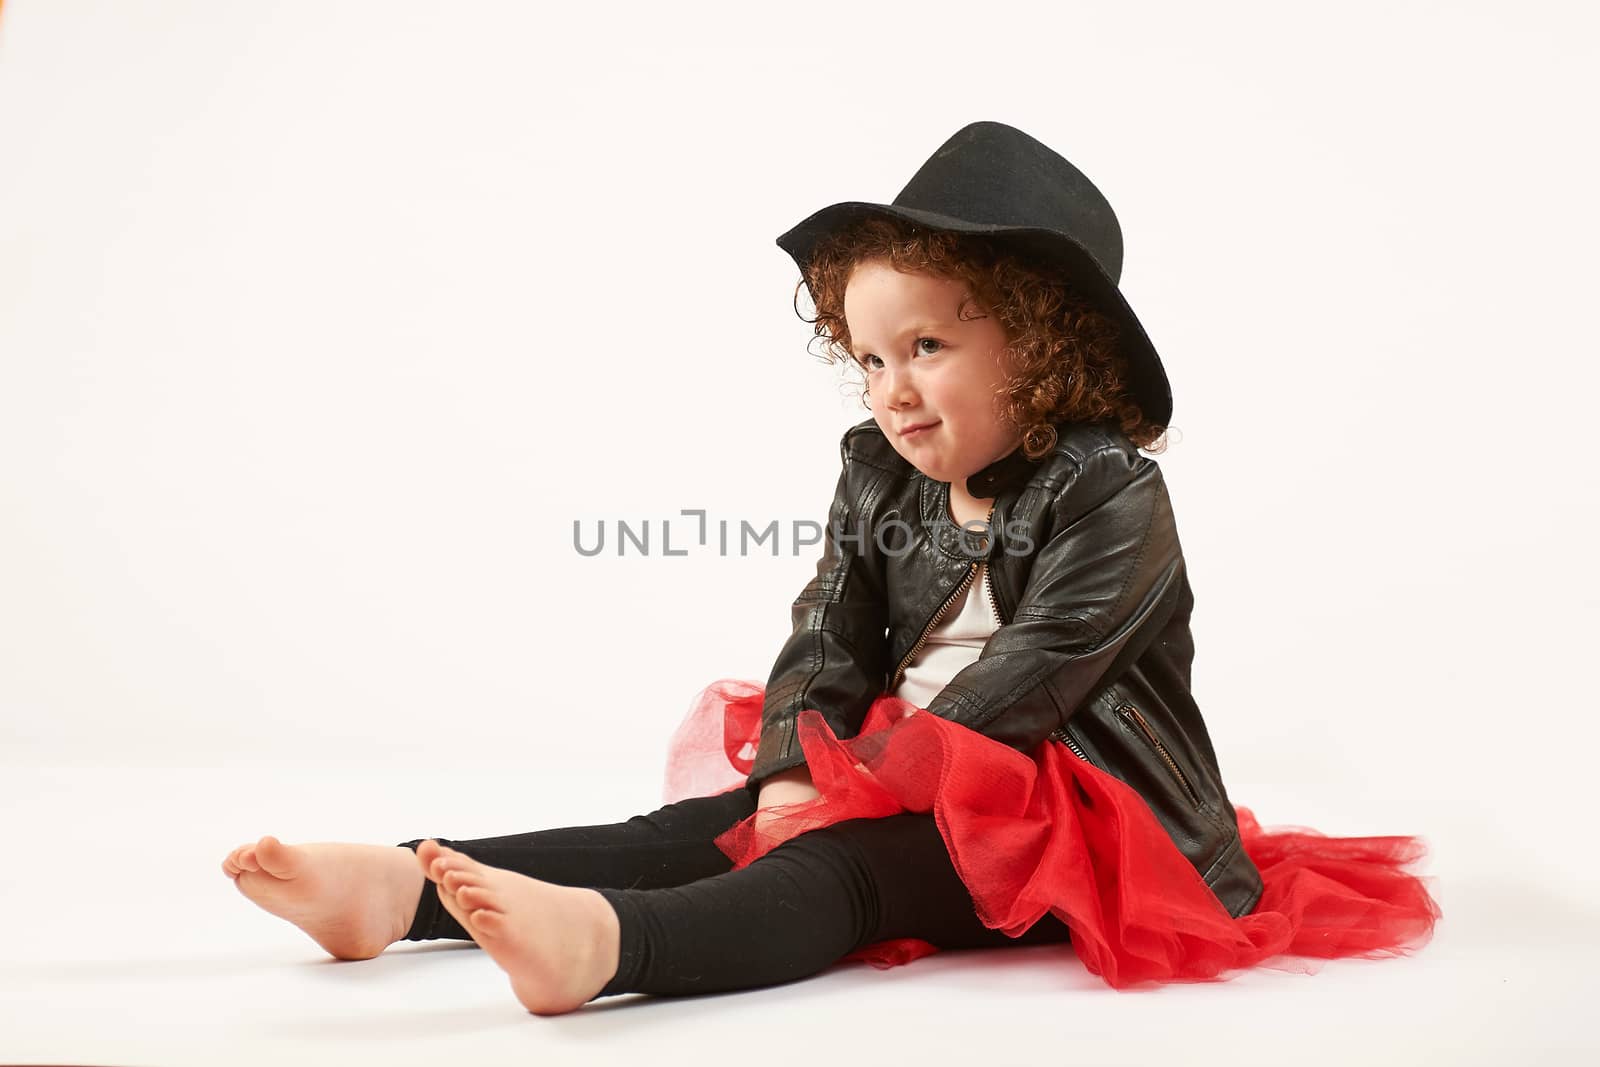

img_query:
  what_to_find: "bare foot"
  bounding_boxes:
[415,839,621,1015]
[221,835,426,960]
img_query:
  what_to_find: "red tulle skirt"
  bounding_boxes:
[662,679,1441,989]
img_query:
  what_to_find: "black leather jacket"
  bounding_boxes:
[748,416,1264,920]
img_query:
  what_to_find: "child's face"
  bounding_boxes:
[844,259,1022,492]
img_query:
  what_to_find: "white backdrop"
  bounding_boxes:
[1,2,1597,1060]
[4,0,1597,843]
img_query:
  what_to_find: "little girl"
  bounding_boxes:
[221,121,1441,1015]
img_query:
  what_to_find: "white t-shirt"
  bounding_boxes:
[891,561,1001,708]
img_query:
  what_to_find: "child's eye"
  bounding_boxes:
[855,340,940,371]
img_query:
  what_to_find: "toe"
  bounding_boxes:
[253,835,297,878]
[455,884,501,915]
[437,846,491,878]
[431,875,474,934]
[415,839,445,876]
[467,908,506,937]
[441,868,483,893]
[427,852,474,882]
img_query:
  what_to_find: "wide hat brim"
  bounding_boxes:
[775,201,1174,429]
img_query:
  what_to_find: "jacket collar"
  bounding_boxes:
[918,440,1045,563]
[964,436,1047,499]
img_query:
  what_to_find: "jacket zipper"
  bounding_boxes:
[983,560,1004,625]
[890,561,977,691]
[1118,702,1203,807]
[908,494,1091,769]
[1049,723,1092,762]
[889,500,997,692]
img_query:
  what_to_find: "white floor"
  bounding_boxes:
[2,762,1592,1067]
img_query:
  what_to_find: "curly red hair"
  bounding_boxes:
[791,214,1169,457]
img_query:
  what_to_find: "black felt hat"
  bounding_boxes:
[776,120,1173,427]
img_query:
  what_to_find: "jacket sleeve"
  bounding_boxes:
[922,445,1185,753]
[747,432,893,792]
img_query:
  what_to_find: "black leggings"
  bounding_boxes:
[396,782,1071,1000]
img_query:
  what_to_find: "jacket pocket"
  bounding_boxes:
[1115,701,1203,810]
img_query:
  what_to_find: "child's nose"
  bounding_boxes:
[882,365,918,406]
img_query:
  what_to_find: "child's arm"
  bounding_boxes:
[924,445,1184,754]
[746,429,892,794]
[756,765,821,810]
